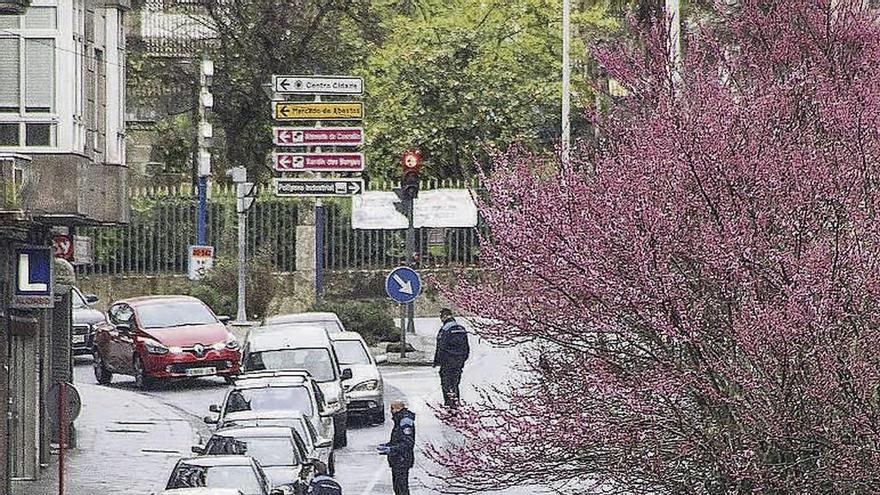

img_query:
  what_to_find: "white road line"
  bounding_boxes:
[359,459,388,495]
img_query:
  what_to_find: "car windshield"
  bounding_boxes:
[333,340,371,365]
[137,301,217,329]
[245,348,337,382]
[224,387,313,416]
[204,436,302,467]
[166,464,261,494]
[71,290,88,309]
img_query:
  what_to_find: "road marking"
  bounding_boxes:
[359,459,387,495]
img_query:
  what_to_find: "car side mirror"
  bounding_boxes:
[203,416,218,425]
[341,368,353,381]
[85,294,99,304]
[191,445,204,454]
[217,315,231,323]
[209,404,221,413]
[115,323,132,334]
[375,354,388,364]
[269,489,285,495]
[315,438,333,449]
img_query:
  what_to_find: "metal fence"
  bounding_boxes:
[75,179,483,276]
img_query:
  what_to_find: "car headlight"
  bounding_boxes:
[212,336,239,351]
[144,340,169,355]
[351,380,380,392]
[276,484,297,495]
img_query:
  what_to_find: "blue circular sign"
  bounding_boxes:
[385,266,422,304]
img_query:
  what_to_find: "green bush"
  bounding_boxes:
[313,300,399,345]
[188,250,278,319]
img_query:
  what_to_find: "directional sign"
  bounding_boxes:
[273,127,364,147]
[273,152,365,172]
[385,266,422,304]
[274,178,364,197]
[273,102,364,121]
[13,246,54,308]
[273,75,364,95]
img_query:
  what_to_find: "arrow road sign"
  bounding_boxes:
[385,266,422,304]
[273,102,364,121]
[274,178,364,197]
[273,152,365,172]
[273,75,364,95]
[273,127,364,147]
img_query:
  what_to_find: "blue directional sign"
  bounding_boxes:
[13,246,54,308]
[385,266,422,304]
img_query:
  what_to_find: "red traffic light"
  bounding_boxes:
[402,150,421,172]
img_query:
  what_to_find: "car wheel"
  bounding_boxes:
[333,415,348,448]
[93,350,113,385]
[328,453,335,476]
[133,355,154,390]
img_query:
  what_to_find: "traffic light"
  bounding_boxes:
[401,150,421,200]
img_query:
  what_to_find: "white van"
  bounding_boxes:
[241,325,351,447]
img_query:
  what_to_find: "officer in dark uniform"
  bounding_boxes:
[433,308,470,408]
[377,399,416,495]
[306,460,342,495]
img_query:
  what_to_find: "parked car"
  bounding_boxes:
[156,489,244,495]
[329,331,387,424]
[71,287,105,356]
[206,370,335,449]
[240,326,351,447]
[165,456,282,495]
[262,313,344,334]
[192,426,312,495]
[92,295,239,389]
[207,410,334,476]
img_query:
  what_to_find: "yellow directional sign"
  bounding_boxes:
[272,102,364,121]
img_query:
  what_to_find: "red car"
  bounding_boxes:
[92,295,241,389]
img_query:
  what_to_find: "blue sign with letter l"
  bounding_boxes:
[13,247,54,308]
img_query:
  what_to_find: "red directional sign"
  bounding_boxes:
[273,127,364,147]
[273,152,365,172]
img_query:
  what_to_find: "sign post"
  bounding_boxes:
[13,247,54,309]
[187,245,215,281]
[385,266,422,358]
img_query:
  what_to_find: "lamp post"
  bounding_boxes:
[562,0,571,166]
[196,59,214,245]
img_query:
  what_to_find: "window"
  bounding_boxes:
[25,123,51,146]
[24,39,54,113]
[0,38,20,113]
[0,123,17,146]
[23,7,56,29]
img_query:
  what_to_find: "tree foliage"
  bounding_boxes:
[435,1,880,493]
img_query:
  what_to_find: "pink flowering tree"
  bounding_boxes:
[431,1,880,493]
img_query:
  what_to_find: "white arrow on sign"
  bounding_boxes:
[392,274,414,295]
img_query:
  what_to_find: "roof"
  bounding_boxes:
[247,325,331,351]
[120,295,202,307]
[329,331,365,342]
[222,410,307,421]
[264,312,339,325]
[213,426,295,438]
[176,455,254,467]
[233,376,309,389]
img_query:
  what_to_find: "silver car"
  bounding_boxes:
[330,331,387,424]
[262,312,344,334]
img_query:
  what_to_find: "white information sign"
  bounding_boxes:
[351,189,479,230]
[187,245,215,281]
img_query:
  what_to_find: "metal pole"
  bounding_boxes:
[666,0,682,88]
[561,0,571,166]
[57,384,65,495]
[399,303,406,359]
[314,93,324,302]
[196,177,206,244]
[236,209,247,323]
[405,196,416,335]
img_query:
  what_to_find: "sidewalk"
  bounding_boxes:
[12,382,199,495]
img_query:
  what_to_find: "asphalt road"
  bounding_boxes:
[71,324,538,494]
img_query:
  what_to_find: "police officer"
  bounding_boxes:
[306,460,342,495]
[433,308,470,408]
[377,399,416,495]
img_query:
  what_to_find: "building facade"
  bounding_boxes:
[0,0,130,490]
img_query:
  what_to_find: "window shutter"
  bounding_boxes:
[25,39,54,113]
[0,38,19,111]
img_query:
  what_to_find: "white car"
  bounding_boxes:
[156,489,244,495]
[262,312,344,334]
[330,331,387,424]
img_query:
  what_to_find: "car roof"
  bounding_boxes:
[118,295,203,307]
[176,455,255,467]
[264,312,339,324]
[222,410,307,421]
[329,331,365,342]
[158,489,244,495]
[213,426,296,438]
[233,376,310,389]
[247,325,331,351]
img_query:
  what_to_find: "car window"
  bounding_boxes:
[224,387,314,416]
[245,348,337,382]
[333,340,371,365]
[109,304,134,325]
[136,301,217,329]
[71,290,88,309]
[167,463,262,494]
[204,436,302,466]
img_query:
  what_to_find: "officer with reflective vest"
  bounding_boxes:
[433,308,470,408]
[377,399,416,495]
[306,460,342,495]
